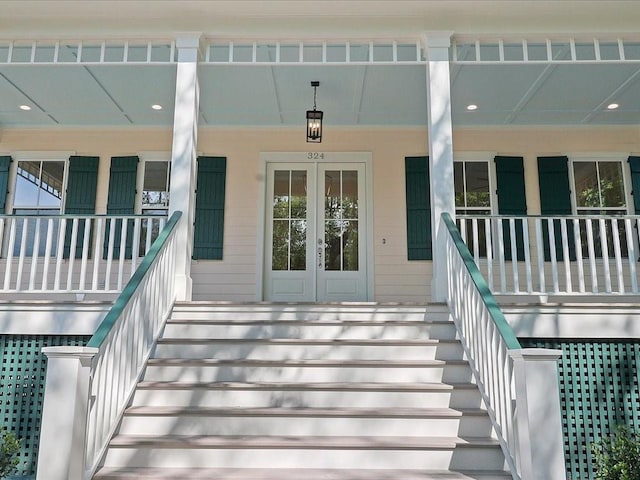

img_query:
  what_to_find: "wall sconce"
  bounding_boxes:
[306,81,323,143]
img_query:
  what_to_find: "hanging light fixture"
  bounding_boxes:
[306,81,323,143]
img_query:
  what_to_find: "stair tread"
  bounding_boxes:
[94,467,512,479]
[124,406,487,417]
[135,380,478,391]
[109,434,501,449]
[157,338,455,345]
[166,319,448,325]
[146,358,467,367]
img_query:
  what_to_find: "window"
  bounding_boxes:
[454,158,493,256]
[137,155,171,255]
[454,160,491,215]
[141,160,170,215]
[11,158,66,256]
[571,157,630,258]
[13,160,65,215]
[573,159,627,215]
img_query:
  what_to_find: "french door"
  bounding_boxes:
[264,161,368,302]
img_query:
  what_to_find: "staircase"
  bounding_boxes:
[93,303,511,479]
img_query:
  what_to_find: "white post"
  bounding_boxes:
[169,33,202,301]
[509,348,567,480]
[36,346,98,480]
[424,33,455,302]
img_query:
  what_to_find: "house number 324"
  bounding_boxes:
[307,152,325,160]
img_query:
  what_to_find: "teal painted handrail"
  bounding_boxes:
[87,211,182,349]
[442,212,521,350]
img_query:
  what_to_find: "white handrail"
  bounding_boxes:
[36,212,182,480]
[456,214,640,295]
[0,214,167,294]
[442,213,566,480]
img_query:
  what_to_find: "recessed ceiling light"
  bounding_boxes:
[151,104,163,110]
[607,103,619,110]
[19,105,31,111]
[466,104,478,111]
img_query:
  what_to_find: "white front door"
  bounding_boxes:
[264,161,368,302]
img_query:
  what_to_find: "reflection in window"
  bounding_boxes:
[272,170,307,271]
[12,160,65,256]
[324,170,358,271]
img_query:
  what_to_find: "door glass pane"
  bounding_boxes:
[290,170,307,218]
[324,170,359,271]
[273,170,290,219]
[324,220,342,271]
[271,170,307,271]
[290,220,307,270]
[343,220,359,271]
[342,170,358,218]
[324,170,340,219]
[272,219,289,270]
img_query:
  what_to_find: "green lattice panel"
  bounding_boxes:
[0,335,89,479]
[520,339,640,480]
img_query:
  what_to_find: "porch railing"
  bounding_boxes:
[457,214,640,296]
[0,214,167,294]
[35,211,182,480]
[442,213,566,480]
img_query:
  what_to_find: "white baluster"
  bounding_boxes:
[547,218,559,293]
[522,218,532,293]
[509,218,519,292]
[3,218,16,290]
[41,218,55,290]
[28,217,41,290]
[599,218,611,293]
[560,218,572,293]
[625,218,638,293]
[573,218,585,293]
[16,217,29,290]
[585,219,598,293]
[534,218,545,293]
[611,218,624,293]
[497,219,506,293]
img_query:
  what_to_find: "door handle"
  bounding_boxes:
[317,239,323,268]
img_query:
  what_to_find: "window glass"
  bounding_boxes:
[11,160,66,256]
[573,160,625,211]
[453,160,490,212]
[142,161,170,208]
[13,161,64,211]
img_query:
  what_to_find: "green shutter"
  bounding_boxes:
[0,156,11,214]
[193,156,226,260]
[495,156,527,260]
[628,156,640,213]
[405,156,432,260]
[105,156,138,259]
[537,156,575,261]
[64,156,99,258]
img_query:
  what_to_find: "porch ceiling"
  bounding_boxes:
[1,60,640,129]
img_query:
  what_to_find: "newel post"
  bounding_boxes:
[36,346,98,480]
[509,348,566,480]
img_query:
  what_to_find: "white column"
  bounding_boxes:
[169,33,202,301]
[509,348,567,480]
[36,346,98,480]
[424,33,455,302]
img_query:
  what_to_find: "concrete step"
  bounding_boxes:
[142,358,473,383]
[94,467,513,479]
[118,406,493,437]
[169,303,447,323]
[153,338,464,360]
[130,381,483,409]
[102,435,506,470]
[162,320,458,340]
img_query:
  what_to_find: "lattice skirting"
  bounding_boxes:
[520,338,640,480]
[0,335,90,479]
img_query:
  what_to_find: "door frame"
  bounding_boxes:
[256,151,374,302]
